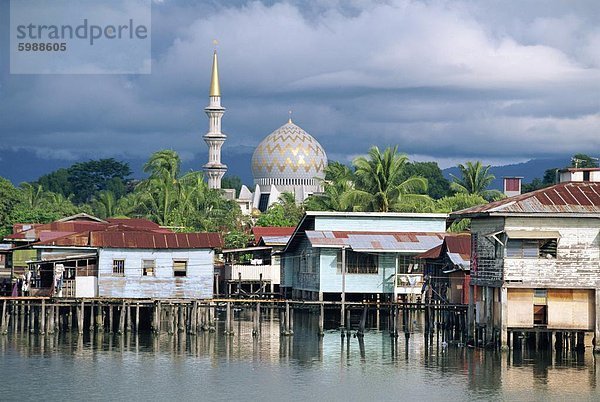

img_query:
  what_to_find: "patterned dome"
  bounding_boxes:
[252,121,327,183]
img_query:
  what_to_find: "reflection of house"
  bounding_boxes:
[280,212,447,301]
[221,226,294,296]
[451,172,600,350]
[419,233,471,305]
[6,214,222,299]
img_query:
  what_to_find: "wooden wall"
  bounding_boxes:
[503,217,600,288]
[97,248,214,299]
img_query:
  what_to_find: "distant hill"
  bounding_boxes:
[0,146,256,187]
[0,147,571,192]
[442,157,571,190]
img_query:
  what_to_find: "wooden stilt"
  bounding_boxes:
[40,299,46,334]
[47,304,54,335]
[178,304,184,333]
[190,301,197,334]
[20,301,25,333]
[68,306,73,331]
[108,305,113,333]
[89,303,94,332]
[318,304,324,336]
[118,302,125,334]
[29,302,35,334]
[135,304,140,333]
[126,303,132,333]
[357,305,367,337]
[1,300,6,334]
[77,302,83,334]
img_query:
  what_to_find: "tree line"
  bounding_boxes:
[0,148,594,247]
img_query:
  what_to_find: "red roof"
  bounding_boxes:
[451,182,600,217]
[252,226,296,243]
[6,218,171,241]
[36,230,223,249]
[418,233,471,260]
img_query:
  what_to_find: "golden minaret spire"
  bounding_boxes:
[209,40,220,97]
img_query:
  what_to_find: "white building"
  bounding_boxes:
[202,50,328,213]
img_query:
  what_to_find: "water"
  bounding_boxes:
[1,311,598,402]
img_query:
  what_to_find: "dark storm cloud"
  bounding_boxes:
[0,0,598,170]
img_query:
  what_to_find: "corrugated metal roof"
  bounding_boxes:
[252,227,296,243]
[447,252,470,270]
[6,218,170,241]
[305,231,445,252]
[451,182,600,218]
[259,235,291,246]
[36,230,223,249]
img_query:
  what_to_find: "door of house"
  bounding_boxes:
[533,289,548,326]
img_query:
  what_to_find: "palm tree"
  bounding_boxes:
[19,183,47,208]
[450,161,503,201]
[343,146,429,212]
[92,190,118,218]
[305,161,356,212]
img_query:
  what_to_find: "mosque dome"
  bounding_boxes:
[251,121,327,187]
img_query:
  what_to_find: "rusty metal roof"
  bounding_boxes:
[305,231,445,252]
[451,182,600,218]
[6,218,171,241]
[418,234,470,265]
[35,230,223,249]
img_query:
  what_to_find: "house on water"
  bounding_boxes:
[450,168,600,350]
[418,233,471,305]
[280,211,447,301]
[6,214,222,299]
[220,226,294,297]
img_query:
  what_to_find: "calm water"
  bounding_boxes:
[1,311,598,402]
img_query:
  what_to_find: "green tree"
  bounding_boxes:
[304,161,355,212]
[19,183,48,208]
[450,161,503,201]
[256,193,304,227]
[223,230,253,249]
[400,161,450,199]
[0,178,24,237]
[36,158,132,204]
[571,153,599,168]
[343,146,429,212]
[221,175,243,195]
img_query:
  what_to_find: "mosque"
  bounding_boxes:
[202,50,328,214]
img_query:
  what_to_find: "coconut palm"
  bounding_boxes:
[19,183,48,208]
[305,161,356,212]
[342,146,430,212]
[92,190,118,219]
[450,161,503,201]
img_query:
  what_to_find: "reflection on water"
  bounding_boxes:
[1,310,599,401]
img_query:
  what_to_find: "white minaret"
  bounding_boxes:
[203,49,227,189]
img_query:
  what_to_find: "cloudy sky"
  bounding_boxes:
[1,0,599,181]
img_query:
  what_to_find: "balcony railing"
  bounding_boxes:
[225,264,280,284]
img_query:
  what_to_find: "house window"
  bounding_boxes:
[337,250,378,274]
[506,239,557,258]
[112,259,125,276]
[142,260,155,276]
[173,260,187,277]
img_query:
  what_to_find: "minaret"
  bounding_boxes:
[203,49,227,189]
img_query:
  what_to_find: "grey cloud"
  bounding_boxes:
[0,0,599,171]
